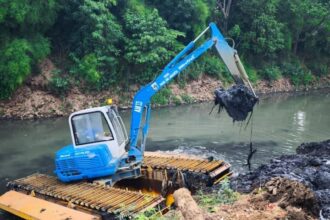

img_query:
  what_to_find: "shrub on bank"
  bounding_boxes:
[151,87,172,105]
[280,62,314,86]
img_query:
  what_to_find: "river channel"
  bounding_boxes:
[0,90,329,198]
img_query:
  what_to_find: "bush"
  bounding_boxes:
[196,178,239,212]
[181,93,194,104]
[71,54,102,88]
[49,69,70,96]
[183,55,234,83]
[302,70,313,85]
[183,62,204,80]
[0,39,31,99]
[261,65,282,81]
[29,35,51,62]
[204,56,232,82]
[280,62,314,86]
[151,87,172,105]
[244,63,258,83]
[171,95,182,105]
[308,63,329,77]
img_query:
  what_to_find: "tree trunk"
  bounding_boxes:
[173,188,204,220]
[217,0,233,33]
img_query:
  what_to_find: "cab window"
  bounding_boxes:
[72,112,113,145]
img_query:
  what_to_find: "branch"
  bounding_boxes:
[217,0,227,18]
[225,0,232,17]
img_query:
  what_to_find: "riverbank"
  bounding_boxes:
[170,140,330,220]
[0,60,329,119]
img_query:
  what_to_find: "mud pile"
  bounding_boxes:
[214,84,258,121]
[231,139,330,219]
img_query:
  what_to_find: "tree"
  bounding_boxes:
[216,0,233,33]
[278,0,330,55]
[0,40,31,99]
[123,8,184,83]
[0,0,57,99]
[146,0,210,43]
[54,0,124,88]
[229,0,285,61]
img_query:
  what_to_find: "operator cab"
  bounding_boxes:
[55,105,133,182]
[69,106,128,158]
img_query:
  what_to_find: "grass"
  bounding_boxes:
[195,178,240,212]
[180,93,194,104]
[134,207,180,220]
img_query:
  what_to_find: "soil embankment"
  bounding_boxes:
[0,59,329,119]
[171,140,330,220]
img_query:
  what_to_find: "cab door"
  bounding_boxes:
[108,108,129,154]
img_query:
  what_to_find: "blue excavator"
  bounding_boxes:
[54,22,257,185]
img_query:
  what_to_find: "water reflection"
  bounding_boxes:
[294,111,306,132]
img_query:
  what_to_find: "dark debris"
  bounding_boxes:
[214,84,258,122]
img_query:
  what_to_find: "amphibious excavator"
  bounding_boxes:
[0,22,256,220]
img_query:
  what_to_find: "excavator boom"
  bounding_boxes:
[129,22,256,153]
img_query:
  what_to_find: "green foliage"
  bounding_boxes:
[124,8,184,83]
[0,0,55,99]
[0,39,31,99]
[182,55,233,83]
[183,62,204,80]
[55,0,123,89]
[29,35,51,62]
[0,0,57,28]
[262,66,282,81]
[0,0,329,99]
[147,0,210,42]
[279,0,329,54]
[172,96,182,106]
[151,87,172,105]
[134,207,177,220]
[196,178,239,212]
[234,0,285,60]
[204,55,233,82]
[71,54,102,87]
[181,94,194,104]
[67,0,122,58]
[244,63,258,83]
[49,69,70,96]
[216,178,240,204]
[280,62,314,86]
[308,63,329,77]
[134,207,157,220]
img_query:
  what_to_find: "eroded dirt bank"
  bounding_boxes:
[170,140,330,220]
[231,140,330,219]
[1,59,329,119]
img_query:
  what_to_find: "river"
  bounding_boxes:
[0,90,329,197]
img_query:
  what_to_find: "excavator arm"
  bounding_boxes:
[129,22,256,154]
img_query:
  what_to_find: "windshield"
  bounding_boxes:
[72,111,113,145]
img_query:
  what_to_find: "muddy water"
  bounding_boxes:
[0,91,329,198]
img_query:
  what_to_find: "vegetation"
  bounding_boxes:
[196,178,239,212]
[0,0,329,99]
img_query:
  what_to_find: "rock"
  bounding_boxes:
[296,140,330,157]
[314,171,330,190]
